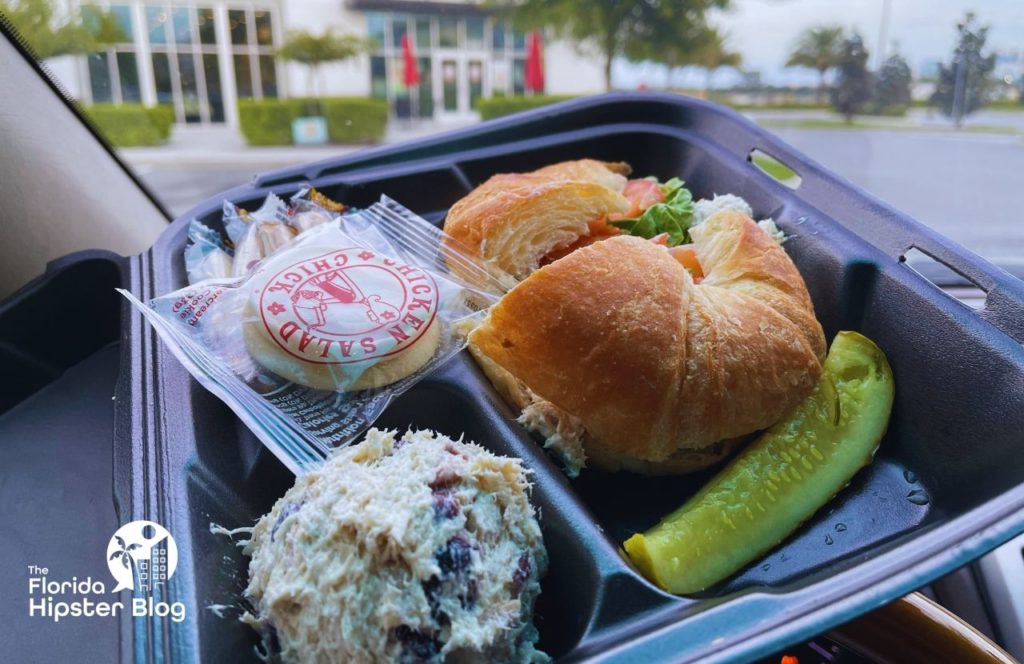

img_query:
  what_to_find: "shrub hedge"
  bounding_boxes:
[477,95,577,120]
[84,103,174,147]
[238,99,295,146]
[238,97,389,146]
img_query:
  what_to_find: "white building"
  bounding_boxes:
[54,0,606,130]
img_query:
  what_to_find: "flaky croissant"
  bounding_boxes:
[468,211,826,474]
[444,160,631,280]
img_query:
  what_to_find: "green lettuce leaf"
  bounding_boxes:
[608,178,695,246]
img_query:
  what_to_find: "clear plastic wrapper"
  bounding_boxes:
[224,194,294,278]
[185,189,349,284]
[122,197,507,474]
[288,187,346,234]
[184,220,234,283]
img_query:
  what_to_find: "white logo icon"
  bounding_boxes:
[106,521,178,593]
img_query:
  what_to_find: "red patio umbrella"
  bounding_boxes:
[401,33,420,87]
[524,30,544,93]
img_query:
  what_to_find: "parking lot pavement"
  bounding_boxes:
[122,122,1024,268]
[765,127,1024,264]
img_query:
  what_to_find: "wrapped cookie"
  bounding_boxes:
[224,194,297,278]
[184,220,234,284]
[287,187,346,234]
[121,197,507,474]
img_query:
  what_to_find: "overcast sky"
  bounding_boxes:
[615,0,1024,88]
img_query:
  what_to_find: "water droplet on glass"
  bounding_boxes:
[825,534,834,545]
[835,523,847,532]
[907,489,930,506]
[903,469,918,484]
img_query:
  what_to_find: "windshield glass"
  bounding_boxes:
[2,0,1022,271]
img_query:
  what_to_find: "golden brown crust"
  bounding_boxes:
[443,161,630,280]
[586,435,750,475]
[530,159,632,191]
[469,211,825,470]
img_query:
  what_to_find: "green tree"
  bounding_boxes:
[0,0,126,58]
[495,0,731,92]
[277,29,371,101]
[785,25,845,104]
[830,33,872,122]
[930,12,995,127]
[873,53,911,115]
[691,28,741,94]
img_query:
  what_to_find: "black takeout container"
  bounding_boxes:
[112,94,1024,662]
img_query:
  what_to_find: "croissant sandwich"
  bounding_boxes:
[445,160,826,476]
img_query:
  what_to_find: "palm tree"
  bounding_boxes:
[786,25,845,104]
[109,535,141,588]
[693,28,742,96]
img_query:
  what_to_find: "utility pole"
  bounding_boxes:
[951,48,967,128]
[875,0,893,69]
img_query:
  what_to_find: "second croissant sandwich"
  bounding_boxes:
[446,160,826,476]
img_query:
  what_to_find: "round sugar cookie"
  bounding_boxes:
[242,245,441,391]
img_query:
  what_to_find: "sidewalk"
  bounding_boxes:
[119,116,481,169]
[745,108,1024,134]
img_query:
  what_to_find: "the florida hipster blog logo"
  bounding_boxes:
[27,520,186,623]
[258,248,439,364]
[106,520,179,593]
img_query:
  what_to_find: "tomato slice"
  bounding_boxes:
[618,179,665,218]
[542,218,621,265]
[668,244,703,281]
[649,233,670,246]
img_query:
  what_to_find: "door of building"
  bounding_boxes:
[432,52,486,119]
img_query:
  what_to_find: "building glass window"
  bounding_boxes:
[152,53,173,104]
[203,54,223,121]
[198,8,216,45]
[98,4,280,123]
[229,9,248,46]
[171,6,194,45]
[368,12,530,118]
[117,52,141,102]
[109,5,133,40]
[466,17,484,49]
[88,52,113,102]
[254,10,273,46]
[417,56,433,117]
[438,17,457,48]
[468,59,483,108]
[491,20,505,51]
[177,53,200,122]
[370,56,387,99]
[223,7,280,110]
[259,55,277,98]
[442,59,457,110]
[147,7,168,45]
[415,18,431,50]
[367,13,386,50]
[234,54,254,99]
[391,17,407,49]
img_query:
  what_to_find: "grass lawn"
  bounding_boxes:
[758,117,1020,135]
[749,150,801,188]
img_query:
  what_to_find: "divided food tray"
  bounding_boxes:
[115,93,1024,663]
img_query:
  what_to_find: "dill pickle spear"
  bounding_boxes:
[624,331,895,595]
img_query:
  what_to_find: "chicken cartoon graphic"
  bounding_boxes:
[292,268,400,331]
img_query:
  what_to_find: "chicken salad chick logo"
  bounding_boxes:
[27,520,186,623]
